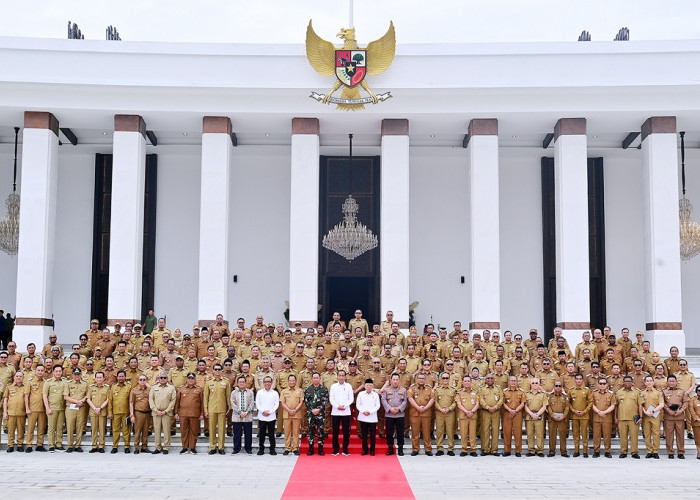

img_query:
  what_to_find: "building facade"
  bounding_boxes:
[1,36,700,353]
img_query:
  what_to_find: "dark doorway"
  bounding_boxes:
[319,155,380,326]
[541,157,606,343]
[91,153,158,326]
[326,277,375,325]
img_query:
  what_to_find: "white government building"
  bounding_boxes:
[1,31,700,356]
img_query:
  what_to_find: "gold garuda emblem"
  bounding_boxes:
[306,20,395,111]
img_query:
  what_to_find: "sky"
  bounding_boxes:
[0,0,699,45]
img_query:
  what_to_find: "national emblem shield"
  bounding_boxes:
[335,50,366,87]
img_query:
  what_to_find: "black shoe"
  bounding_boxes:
[89,448,98,453]
[111,448,118,454]
[411,451,419,456]
[332,451,340,456]
[66,447,73,453]
[276,432,282,438]
[470,452,478,457]
[668,454,674,459]
[362,451,368,456]
[36,446,46,452]
[48,447,55,452]
[152,449,161,454]
[307,449,314,456]
[270,449,277,456]
[124,448,131,454]
[573,452,580,457]
[219,449,227,455]
[134,449,140,455]
[592,452,600,458]
[436,450,444,456]
[369,451,375,456]
[447,451,455,456]
[226,431,233,437]
[142,448,151,453]
[526,452,535,457]
[688,433,694,439]
[318,447,325,456]
[678,454,685,460]
[619,453,627,458]
[425,451,433,456]
[17,446,24,452]
[561,453,569,458]
[604,452,612,458]
[653,453,660,459]
[645,453,652,458]
[398,450,403,456]
[162,450,169,455]
[293,450,299,456]
[218,449,225,455]
[460,452,468,457]
[547,453,555,457]
[537,453,544,457]
[611,433,616,438]
[25,447,32,453]
[515,453,522,457]
[180,449,188,454]
[190,449,197,454]
[386,450,394,456]
[632,454,640,459]
[502,452,511,457]
[480,451,488,456]
[6,447,14,453]
[56,446,65,451]
[74,447,83,453]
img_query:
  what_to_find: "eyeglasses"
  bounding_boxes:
[159,376,168,379]
[441,377,450,380]
[554,385,562,387]
[213,368,222,371]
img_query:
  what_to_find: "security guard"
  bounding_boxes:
[87,371,110,452]
[478,373,504,456]
[433,372,457,456]
[63,368,89,452]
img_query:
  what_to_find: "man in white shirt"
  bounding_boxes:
[356,378,380,455]
[255,376,279,455]
[329,370,354,456]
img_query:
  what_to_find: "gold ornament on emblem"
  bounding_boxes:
[306,20,395,111]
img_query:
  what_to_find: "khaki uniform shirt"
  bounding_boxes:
[503,388,526,413]
[592,390,615,423]
[168,367,188,389]
[547,392,570,419]
[88,384,110,416]
[662,387,688,420]
[149,383,177,415]
[63,379,89,406]
[615,387,640,421]
[525,390,548,420]
[456,388,480,418]
[478,385,504,411]
[25,377,46,412]
[280,387,304,419]
[42,378,66,410]
[569,387,593,418]
[130,385,151,413]
[175,385,204,417]
[4,382,26,416]
[108,382,132,415]
[204,378,231,413]
[433,386,457,412]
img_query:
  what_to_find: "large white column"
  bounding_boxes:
[13,112,59,349]
[641,116,685,355]
[467,119,500,334]
[289,118,320,327]
[553,118,590,347]
[107,115,147,326]
[198,116,233,326]
[380,119,410,328]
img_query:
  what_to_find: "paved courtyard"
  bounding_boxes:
[1,451,698,499]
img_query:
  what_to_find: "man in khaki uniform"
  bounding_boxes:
[280,374,304,455]
[204,363,231,454]
[149,372,177,453]
[3,371,27,451]
[456,375,480,456]
[615,375,641,458]
[407,373,434,455]
[87,371,110,452]
[24,364,47,452]
[547,381,570,456]
[592,378,616,457]
[502,375,526,457]
[129,375,152,453]
[569,373,593,456]
[108,370,132,453]
[275,359,297,435]
[174,373,204,454]
[42,364,66,451]
[433,372,457,455]
[63,368,89,452]
[525,378,548,456]
[640,374,664,458]
[662,374,688,458]
[478,373,504,455]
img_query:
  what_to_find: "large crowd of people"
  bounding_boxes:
[2,308,699,460]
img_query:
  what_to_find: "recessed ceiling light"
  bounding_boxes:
[103,131,108,136]
[512,135,517,139]
[430,134,436,138]
[182,132,188,136]
[592,135,598,139]
[265,133,270,137]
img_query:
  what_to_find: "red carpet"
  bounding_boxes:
[282,418,415,500]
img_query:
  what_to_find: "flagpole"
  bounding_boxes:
[349,0,354,28]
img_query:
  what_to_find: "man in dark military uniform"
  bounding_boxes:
[304,372,329,456]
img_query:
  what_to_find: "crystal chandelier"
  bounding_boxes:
[322,134,378,261]
[679,131,700,261]
[0,127,20,256]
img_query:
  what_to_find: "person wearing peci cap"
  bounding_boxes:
[175,373,204,454]
[356,378,380,455]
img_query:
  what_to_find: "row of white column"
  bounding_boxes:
[11,113,685,355]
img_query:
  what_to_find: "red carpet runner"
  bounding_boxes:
[281,418,415,500]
